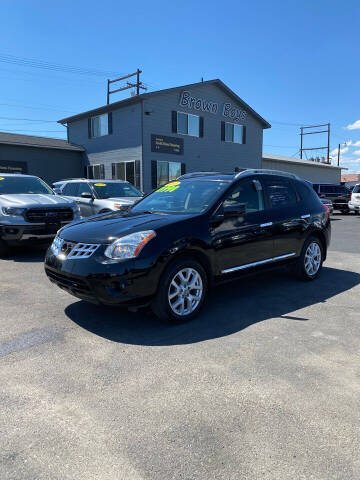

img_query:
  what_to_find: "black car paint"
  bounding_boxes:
[45,174,331,307]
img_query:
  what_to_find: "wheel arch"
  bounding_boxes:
[308,229,327,260]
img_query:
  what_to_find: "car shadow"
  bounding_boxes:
[65,266,360,346]
[0,244,48,263]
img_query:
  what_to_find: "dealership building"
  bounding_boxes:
[0,79,343,189]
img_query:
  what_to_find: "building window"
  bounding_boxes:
[91,114,108,137]
[222,121,246,144]
[87,164,105,179]
[112,161,141,189]
[151,161,184,189]
[88,112,112,138]
[172,111,203,137]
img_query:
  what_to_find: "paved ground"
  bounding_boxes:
[0,214,359,480]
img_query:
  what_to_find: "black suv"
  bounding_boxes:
[45,170,331,323]
[312,183,351,214]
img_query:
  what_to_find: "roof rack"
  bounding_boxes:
[178,172,226,179]
[236,169,300,180]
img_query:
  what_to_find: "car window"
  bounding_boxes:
[320,185,334,194]
[61,183,78,196]
[77,183,93,196]
[333,185,348,194]
[353,185,360,193]
[223,179,264,213]
[295,181,320,203]
[264,178,297,208]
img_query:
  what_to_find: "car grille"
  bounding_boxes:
[45,268,91,295]
[52,236,100,259]
[25,208,73,223]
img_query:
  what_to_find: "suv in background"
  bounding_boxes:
[57,179,143,217]
[45,170,331,323]
[349,183,360,214]
[0,173,80,255]
[312,183,351,214]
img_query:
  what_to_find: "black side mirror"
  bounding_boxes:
[81,192,93,199]
[223,203,246,217]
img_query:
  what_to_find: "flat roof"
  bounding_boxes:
[58,79,271,129]
[0,131,84,152]
[263,153,344,170]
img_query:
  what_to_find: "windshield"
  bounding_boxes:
[0,176,53,195]
[91,182,142,199]
[353,185,360,193]
[131,179,231,214]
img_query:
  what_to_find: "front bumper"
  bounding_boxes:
[44,247,162,306]
[349,201,360,212]
[0,222,71,243]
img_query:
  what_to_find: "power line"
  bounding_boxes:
[0,53,124,78]
[0,128,65,134]
[0,116,58,123]
[0,102,76,113]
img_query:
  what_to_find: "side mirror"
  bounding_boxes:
[53,188,61,195]
[81,192,93,199]
[223,203,246,217]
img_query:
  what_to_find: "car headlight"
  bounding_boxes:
[104,230,156,260]
[1,207,26,217]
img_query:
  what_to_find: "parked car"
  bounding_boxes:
[45,169,331,323]
[57,179,143,217]
[320,198,334,215]
[0,173,80,255]
[348,183,360,214]
[312,183,351,214]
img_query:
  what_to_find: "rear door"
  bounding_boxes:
[212,177,274,273]
[262,176,305,259]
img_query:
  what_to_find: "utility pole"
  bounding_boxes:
[337,143,340,166]
[299,123,331,163]
[106,69,147,104]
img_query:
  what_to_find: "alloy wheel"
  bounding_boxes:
[168,267,203,316]
[304,242,322,276]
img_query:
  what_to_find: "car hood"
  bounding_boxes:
[105,196,142,204]
[0,193,75,208]
[59,211,195,244]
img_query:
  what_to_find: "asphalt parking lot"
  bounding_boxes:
[0,214,359,480]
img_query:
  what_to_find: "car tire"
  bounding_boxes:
[294,236,324,281]
[151,258,208,323]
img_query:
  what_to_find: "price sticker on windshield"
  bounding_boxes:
[0,177,4,180]
[158,181,180,193]
[94,183,106,187]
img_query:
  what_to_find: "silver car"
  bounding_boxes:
[0,173,80,255]
[57,179,143,217]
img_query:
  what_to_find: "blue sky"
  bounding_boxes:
[0,0,359,172]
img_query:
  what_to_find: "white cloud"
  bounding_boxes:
[353,150,360,155]
[330,146,348,156]
[350,140,360,147]
[345,120,360,130]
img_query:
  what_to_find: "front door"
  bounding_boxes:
[76,182,96,216]
[211,178,274,274]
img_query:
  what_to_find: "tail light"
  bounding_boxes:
[322,203,330,217]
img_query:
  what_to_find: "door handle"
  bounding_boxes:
[301,214,310,219]
[260,222,273,227]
